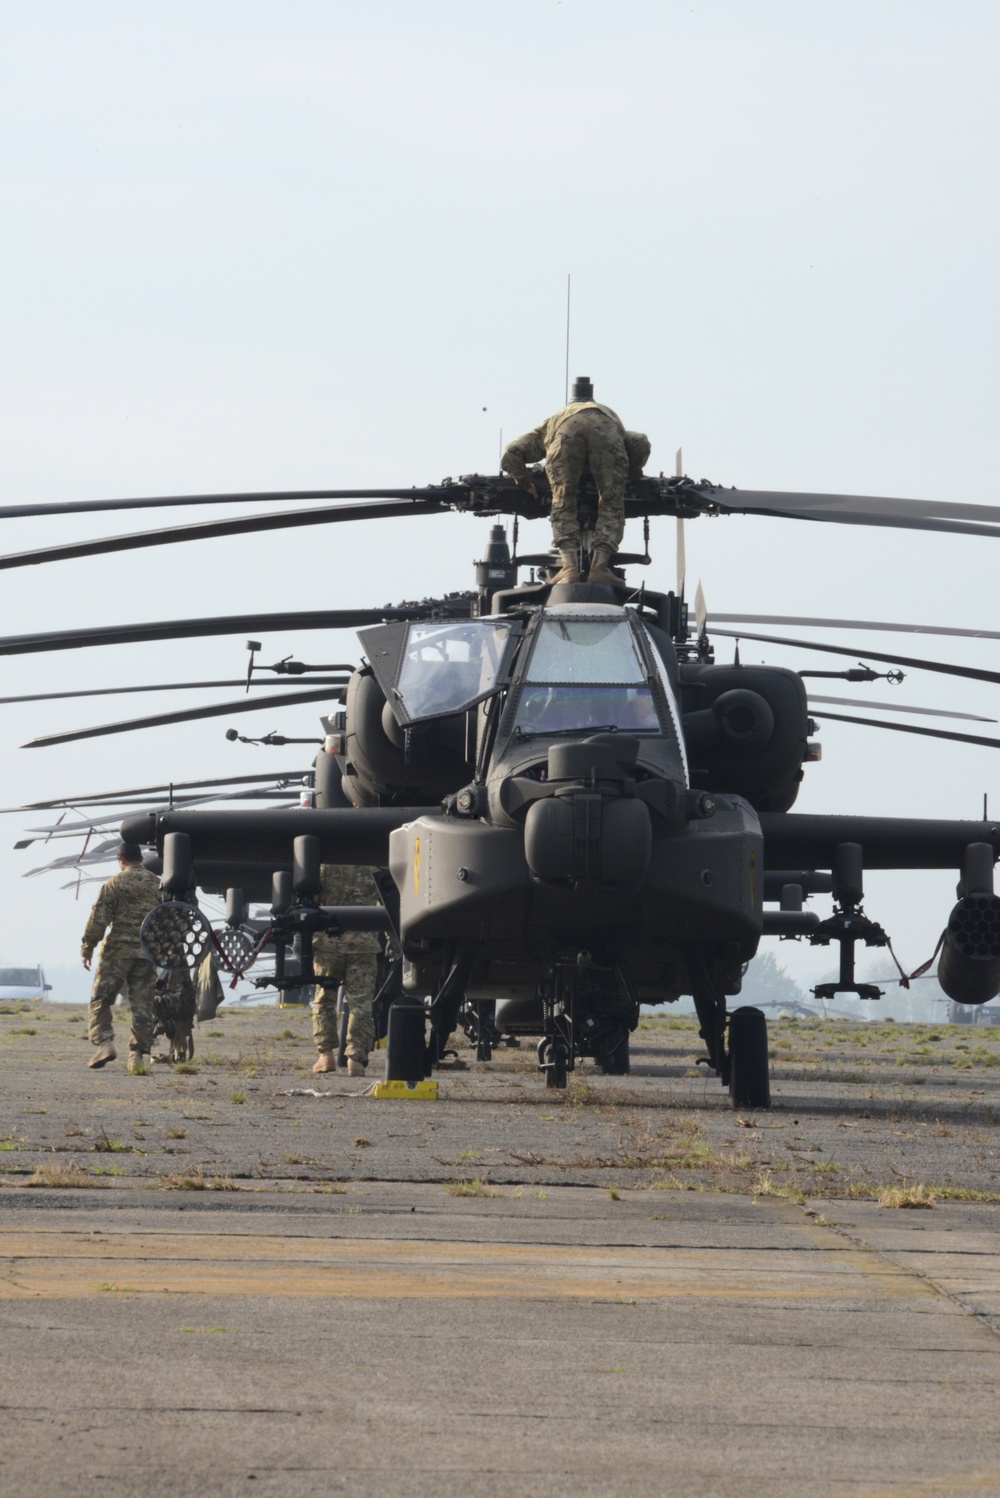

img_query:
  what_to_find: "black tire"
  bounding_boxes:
[728,1006,771,1109]
[597,1030,630,1076]
[545,1047,568,1089]
[385,998,427,1083]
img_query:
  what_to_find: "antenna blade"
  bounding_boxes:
[676,519,686,599]
[695,581,707,638]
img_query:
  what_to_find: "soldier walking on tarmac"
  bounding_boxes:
[500,376,650,588]
[312,863,379,1078]
[81,842,160,1074]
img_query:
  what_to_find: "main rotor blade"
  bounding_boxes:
[0,677,348,707]
[706,488,1000,538]
[0,497,450,572]
[807,695,996,723]
[711,612,1000,642]
[709,628,1000,687]
[22,786,303,834]
[0,486,456,520]
[3,770,308,813]
[0,605,446,657]
[24,687,344,749]
[811,710,1000,751]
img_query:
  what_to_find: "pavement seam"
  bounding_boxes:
[798,1201,1000,1342]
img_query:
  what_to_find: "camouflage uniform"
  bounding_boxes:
[501,401,650,551]
[312,864,379,1062]
[81,864,160,1056]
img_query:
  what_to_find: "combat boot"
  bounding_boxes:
[549,544,581,586]
[346,1055,368,1078]
[88,1042,116,1069]
[312,1051,337,1074]
[587,544,626,589]
[127,1051,149,1075]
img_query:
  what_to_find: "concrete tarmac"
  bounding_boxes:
[2,1006,1000,1494]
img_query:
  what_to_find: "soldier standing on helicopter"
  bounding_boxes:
[312,863,379,1077]
[500,376,650,588]
[81,841,160,1073]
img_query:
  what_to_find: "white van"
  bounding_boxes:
[0,966,51,1001]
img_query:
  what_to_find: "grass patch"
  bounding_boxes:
[445,1177,504,1198]
[91,1164,126,1177]
[229,1090,246,1104]
[23,1164,104,1188]
[878,1183,936,1209]
[173,1063,198,1075]
[93,1130,131,1153]
[158,1169,238,1191]
[751,1168,806,1204]
[165,1127,188,1140]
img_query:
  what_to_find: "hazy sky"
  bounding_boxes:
[1,0,999,998]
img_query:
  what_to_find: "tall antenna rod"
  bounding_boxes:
[564,273,571,403]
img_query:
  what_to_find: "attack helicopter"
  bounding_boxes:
[7,398,1000,1108]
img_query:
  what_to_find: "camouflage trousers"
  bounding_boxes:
[311,940,377,1061]
[546,412,649,551]
[88,947,157,1054]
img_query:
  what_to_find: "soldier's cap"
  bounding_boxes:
[117,841,144,863]
[571,375,594,402]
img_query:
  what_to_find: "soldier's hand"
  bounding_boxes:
[524,480,539,500]
[82,954,91,971]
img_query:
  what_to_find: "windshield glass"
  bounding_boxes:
[515,686,659,735]
[0,968,40,987]
[526,618,646,684]
[396,620,512,721]
[515,615,659,735]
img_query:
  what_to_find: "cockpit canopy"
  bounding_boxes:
[358,607,687,781]
[358,618,517,726]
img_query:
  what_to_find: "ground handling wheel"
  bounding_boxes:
[728,1006,771,1110]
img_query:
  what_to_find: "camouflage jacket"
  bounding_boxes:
[81,864,161,961]
[501,400,634,483]
[316,864,380,953]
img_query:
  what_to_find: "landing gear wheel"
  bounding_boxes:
[538,1039,569,1089]
[546,1053,568,1089]
[597,1030,630,1076]
[385,998,427,1084]
[728,1006,771,1110]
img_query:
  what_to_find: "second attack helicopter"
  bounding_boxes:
[8,392,1000,1107]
